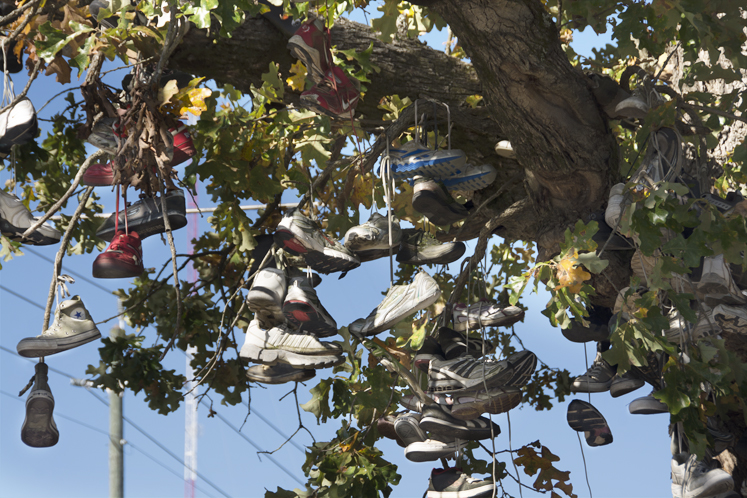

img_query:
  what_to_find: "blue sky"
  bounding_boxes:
[0,8,676,498]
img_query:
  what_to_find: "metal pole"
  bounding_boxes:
[109,386,124,498]
[184,184,199,498]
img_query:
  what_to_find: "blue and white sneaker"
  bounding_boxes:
[442,163,497,194]
[387,141,466,180]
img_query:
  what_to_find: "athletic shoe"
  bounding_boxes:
[377,413,407,447]
[0,97,37,151]
[414,337,445,372]
[426,468,495,498]
[16,296,101,357]
[283,276,338,337]
[502,350,538,388]
[92,230,144,278]
[571,351,616,393]
[389,141,466,181]
[614,88,650,119]
[566,399,613,447]
[411,176,471,226]
[450,386,522,420]
[671,452,734,498]
[419,404,501,440]
[712,304,747,336]
[349,271,441,337]
[562,306,612,343]
[702,191,745,215]
[494,140,515,159]
[170,124,196,166]
[405,437,467,463]
[604,182,626,229]
[96,189,187,242]
[427,355,514,394]
[629,390,668,414]
[697,254,747,306]
[247,267,287,315]
[245,363,315,385]
[664,308,688,343]
[87,117,118,153]
[452,301,524,332]
[82,162,116,187]
[437,327,493,361]
[609,370,644,398]
[441,163,497,194]
[300,66,360,120]
[343,212,401,262]
[586,210,633,251]
[630,127,683,188]
[21,362,59,448]
[630,350,664,391]
[0,190,61,245]
[396,229,465,266]
[274,209,360,274]
[393,412,426,446]
[0,37,23,74]
[287,17,332,83]
[239,319,343,369]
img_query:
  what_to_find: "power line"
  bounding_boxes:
[23,247,114,294]
[241,400,306,455]
[0,284,45,310]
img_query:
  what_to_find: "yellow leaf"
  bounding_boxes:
[555,257,591,293]
[286,60,307,92]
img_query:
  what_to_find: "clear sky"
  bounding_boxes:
[0,8,675,498]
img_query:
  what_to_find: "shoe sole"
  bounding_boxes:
[405,440,466,462]
[0,218,60,246]
[245,367,315,384]
[442,169,496,193]
[451,390,522,420]
[609,377,644,398]
[391,156,466,181]
[16,328,102,358]
[21,392,58,448]
[426,482,495,498]
[92,258,144,278]
[274,229,360,274]
[571,378,614,393]
[288,38,325,83]
[567,399,609,432]
[672,476,734,498]
[419,415,498,440]
[698,277,747,306]
[397,242,466,266]
[411,190,469,226]
[713,306,747,335]
[239,343,344,369]
[628,397,668,415]
[283,300,338,337]
[394,418,426,446]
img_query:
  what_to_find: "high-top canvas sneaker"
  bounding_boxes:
[21,362,59,448]
[240,319,343,369]
[0,190,61,245]
[287,17,332,83]
[92,231,145,279]
[343,212,402,262]
[96,189,187,242]
[671,452,734,498]
[697,254,747,306]
[246,267,287,315]
[17,296,101,357]
[283,276,337,337]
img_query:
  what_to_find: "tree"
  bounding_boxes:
[2,0,747,495]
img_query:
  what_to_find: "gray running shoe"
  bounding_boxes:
[343,212,401,262]
[426,468,495,498]
[630,127,683,188]
[245,363,315,385]
[698,255,747,306]
[21,362,59,448]
[349,271,441,337]
[396,229,465,266]
[567,399,613,447]
[671,452,734,498]
[629,390,668,415]
[427,355,513,394]
[393,412,426,446]
[419,404,501,440]
[437,327,493,360]
[240,319,343,369]
[96,189,187,242]
[452,301,524,332]
[0,190,61,245]
[411,177,470,226]
[450,386,522,421]
[274,209,360,274]
[609,370,644,398]
[572,351,616,393]
[405,437,467,463]
[614,88,650,119]
[283,276,337,337]
[17,296,101,357]
[246,267,287,315]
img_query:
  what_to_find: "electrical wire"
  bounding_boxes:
[241,400,306,455]
[23,247,114,294]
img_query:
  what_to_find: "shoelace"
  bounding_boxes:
[44,274,75,336]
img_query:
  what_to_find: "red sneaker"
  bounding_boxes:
[300,67,360,120]
[92,231,144,278]
[288,18,332,83]
[170,123,196,166]
[81,162,115,187]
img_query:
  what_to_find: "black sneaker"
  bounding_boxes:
[0,38,23,74]
[562,305,612,343]
[245,363,315,385]
[21,363,59,448]
[412,176,471,226]
[96,189,187,242]
[414,337,445,373]
[396,229,465,266]
[450,386,522,421]
[428,355,514,394]
[426,468,495,498]
[586,210,634,251]
[437,327,493,360]
[567,399,613,447]
[419,404,500,440]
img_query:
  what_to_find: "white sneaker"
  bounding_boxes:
[0,97,37,149]
[343,212,401,262]
[494,140,516,159]
[349,271,441,337]
[0,190,61,245]
[283,276,337,337]
[698,254,747,306]
[671,452,734,498]
[405,437,467,462]
[246,267,286,314]
[16,296,101,357]
[452,301,524,332]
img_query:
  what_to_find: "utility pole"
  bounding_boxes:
[184,183,199,498]
[110,301,127,498]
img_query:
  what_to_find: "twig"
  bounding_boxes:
[0,0,40,29]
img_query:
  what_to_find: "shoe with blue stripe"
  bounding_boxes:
[387,141,466,180]
[442,163,497,194]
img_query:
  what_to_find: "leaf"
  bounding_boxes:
[287,60,307,92]
[158,79,179,107]
[44,55,71,84]
[575,252,609,274]
[555,256,591,294]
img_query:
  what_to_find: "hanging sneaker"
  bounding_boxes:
[571,351,616,393]
[671,452,734,498]
[441,163,497,195]
[0,37,23,74]
[96,189,187,242]
[494,140,516,159]
[247,267,287,315]
[452,301,524,332]
[419,404,501,441]
[697,254,747,306]
[300,66,360,120]
[609,370,644,398]
[287,17,332,83]
[87,117,118,153]
[396,229,465,266]
[239,319,343,369]
[437,327,493,360]
[377,413,407,447]
[427,355,513,394]
[450,386,522,421]
[21,362,59,448]
[274,208,360,274]
[16,296,101,357]
[245,363,315,385]
[414,337,445,372]
[631,127,683,188]
[282,275,338,337]
[170,123,196,166]
[405,436,468,463]
[92,230,144,278]
[604,182,627,230]
[712,304,747,337]
[566,399,613,447]
[348,271,441,337]
[393,412,426,446]
[411,176,471,226]
[561,306,612,343]
[0,97,38,153]
[0,190,61,245]
[426,468,495,498]
[82,162,116,187]
[614,87,650,119]
[343,212,401,262]
[629,390,669,414]
[389,141,466,181]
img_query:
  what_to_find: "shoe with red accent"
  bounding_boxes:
[287,17,332,83]
[274,208,359,274]
[82,162,115,187]
[170,123,196,166]
[92,231,144,278]
[283,274,337,337]
[300,66,360,120]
